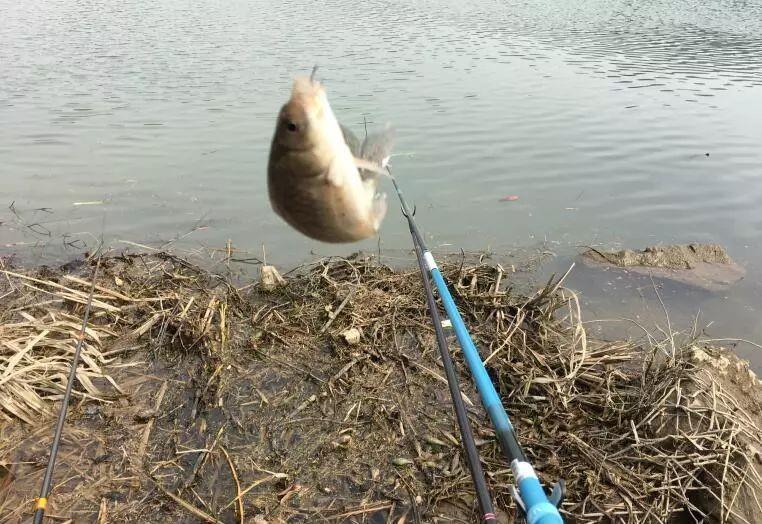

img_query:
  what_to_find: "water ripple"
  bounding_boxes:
[0,0,761,280]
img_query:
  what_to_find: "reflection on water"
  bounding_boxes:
[1,0,761,365]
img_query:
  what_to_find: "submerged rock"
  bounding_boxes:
[580,243,745,291]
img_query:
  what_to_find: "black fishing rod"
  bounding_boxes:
[390,170,565,524]
[409,229,497,522]
[33,254,102,524]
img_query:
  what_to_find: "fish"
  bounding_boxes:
[267,71,394,243]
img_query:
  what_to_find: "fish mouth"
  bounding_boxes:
[289,75,326,117]
[292,75,323,95]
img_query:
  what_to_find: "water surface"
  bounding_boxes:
[1,0,761,366]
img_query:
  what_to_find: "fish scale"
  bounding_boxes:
[271,173,351,240]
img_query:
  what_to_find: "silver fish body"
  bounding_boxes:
[267,76,393,243]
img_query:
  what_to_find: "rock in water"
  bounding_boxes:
[580,243,745,292]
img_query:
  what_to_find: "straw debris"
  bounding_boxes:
[0,252,759,523]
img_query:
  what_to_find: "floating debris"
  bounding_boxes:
[72,201,105,206]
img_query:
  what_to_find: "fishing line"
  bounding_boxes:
[389,168,565,524]
[33,251,103,524]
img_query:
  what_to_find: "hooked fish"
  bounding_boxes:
[267,71,394,243]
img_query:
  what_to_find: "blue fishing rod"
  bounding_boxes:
[389,171,565,524]
[411,230,498,523]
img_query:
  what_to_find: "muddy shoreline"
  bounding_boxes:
[0,251,760,523]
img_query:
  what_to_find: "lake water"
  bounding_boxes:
[2,0,761,367]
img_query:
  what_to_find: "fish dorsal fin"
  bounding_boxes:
[340,124,362,157]
[361,125,394,165]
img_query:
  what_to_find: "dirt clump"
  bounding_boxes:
[581,243,746,291]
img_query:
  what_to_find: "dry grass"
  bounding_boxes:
[0,251,759,523]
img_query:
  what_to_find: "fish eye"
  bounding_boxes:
[286,121,298,132]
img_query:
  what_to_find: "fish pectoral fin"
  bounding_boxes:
[353,157,388,177]
[324,158,346,187]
